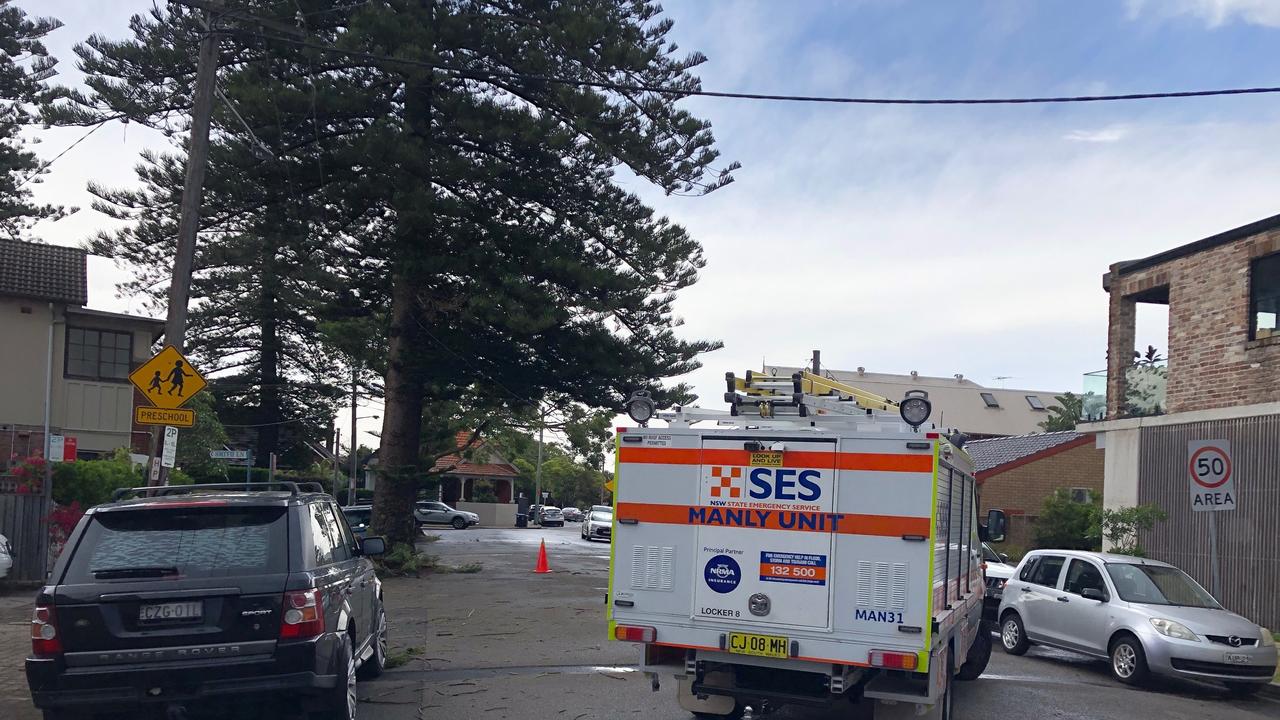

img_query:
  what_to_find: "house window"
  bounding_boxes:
[980,392,999,408]
[1251,253,1280,340]
[1070,488,1092,504]
[1026,395,1045,410]
[66,327,132,381]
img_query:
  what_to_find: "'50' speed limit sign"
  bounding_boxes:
[1187,440,1236,512]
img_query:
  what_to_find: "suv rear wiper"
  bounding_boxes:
[92,566,180,579]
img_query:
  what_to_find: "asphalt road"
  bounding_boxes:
[4,524,1277,720]
[352,524,1280,720]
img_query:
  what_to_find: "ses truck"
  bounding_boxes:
[608,371,1007,719]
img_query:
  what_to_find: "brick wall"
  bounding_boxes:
[979,442,1105,551]
[1107,228,1280,416]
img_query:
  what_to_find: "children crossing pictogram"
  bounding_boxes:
[130,346,207,412]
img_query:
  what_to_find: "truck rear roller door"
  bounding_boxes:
[692,437,837,630]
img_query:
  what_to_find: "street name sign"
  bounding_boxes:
[130,346,207,410]
[1187,439,1236,511]
[210,449,250,460]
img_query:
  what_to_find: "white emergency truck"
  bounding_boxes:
[608,370,1008,718]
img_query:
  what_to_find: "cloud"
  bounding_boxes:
[1126,0,1280,28]
[1064,126,1129,143]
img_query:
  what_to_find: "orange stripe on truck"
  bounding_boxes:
[616,502,930,538]
[618,446,932,473]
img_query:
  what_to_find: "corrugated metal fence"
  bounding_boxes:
[1138,414,1280,628]
[0,483,47,582]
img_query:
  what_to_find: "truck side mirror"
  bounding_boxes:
[981,509,1007,543]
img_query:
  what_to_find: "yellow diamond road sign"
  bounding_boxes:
[130,346,206,410]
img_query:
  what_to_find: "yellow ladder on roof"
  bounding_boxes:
[732,370,900,412]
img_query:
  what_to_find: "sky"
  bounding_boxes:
[18,0,1280,447]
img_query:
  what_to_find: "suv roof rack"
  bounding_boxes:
[112,481,312,502]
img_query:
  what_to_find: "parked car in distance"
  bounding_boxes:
[0,532,12,579]
[561,507,584,522]
[590,504,611,514]
[527,504,543,525]
[998,549,1277,695]
[342,505,373,538]
[580,510,612,542]
[26,481,389,720]
[537,506,564,527]
[414,501,479,530]
[982,542,1016,621]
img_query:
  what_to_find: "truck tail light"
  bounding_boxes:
[280,589,324,639]
[31,604,62,658]
[614,624,656,643]
[870,650,918,670]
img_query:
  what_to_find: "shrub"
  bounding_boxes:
[1033,489,1102,550]
[51,450,143,508]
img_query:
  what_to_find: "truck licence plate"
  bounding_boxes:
[1224,653,1252,664]
[727,632,789,659]
[139,601,203,622]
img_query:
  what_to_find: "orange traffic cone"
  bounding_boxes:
[534,538,551,574]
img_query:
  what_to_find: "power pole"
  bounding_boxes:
[332,427,342,498]
[534,408,545,506]
[149,6,220,486]
[348,366,358,505]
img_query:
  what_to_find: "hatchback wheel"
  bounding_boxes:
[452,517,467,530]
[1000,613,1030,655]
[1109,635,1149,685]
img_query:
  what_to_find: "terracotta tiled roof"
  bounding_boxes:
[430,431,519,478]
[0,239,88,305]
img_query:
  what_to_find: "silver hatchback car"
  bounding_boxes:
[997,550,1277,695]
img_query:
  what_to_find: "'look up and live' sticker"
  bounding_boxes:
[759,551,827,586]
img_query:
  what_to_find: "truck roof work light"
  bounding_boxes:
[900,390,932,429]
[625,390,656,425]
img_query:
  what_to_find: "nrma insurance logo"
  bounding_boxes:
[704,554,741,594]
[708,466,823,506]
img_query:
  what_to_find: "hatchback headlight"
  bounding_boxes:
[1150,618,1198,641]
[1260,627,1275,647]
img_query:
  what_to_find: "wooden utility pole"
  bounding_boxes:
[348,366,358,504]
[149,7,220,486]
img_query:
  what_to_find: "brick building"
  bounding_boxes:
[1085,212,1280,628]
[968,432,1104,550]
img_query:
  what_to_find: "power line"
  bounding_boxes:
[15,122,107,190]
[214,20,1280,107]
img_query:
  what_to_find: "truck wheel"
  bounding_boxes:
[940,645,955,720]
[452,517,467,530]
[1109,635,1149,686]
[999,613,1030,655]
[956,626,992,680]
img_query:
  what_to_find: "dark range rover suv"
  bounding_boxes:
[26,482,389,720]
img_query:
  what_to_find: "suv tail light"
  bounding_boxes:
[614,624,656,643]
[31,604,62,658]
[280,589,324,639]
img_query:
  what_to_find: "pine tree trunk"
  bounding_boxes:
[371,271,425,547]
[257,235,282,466]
